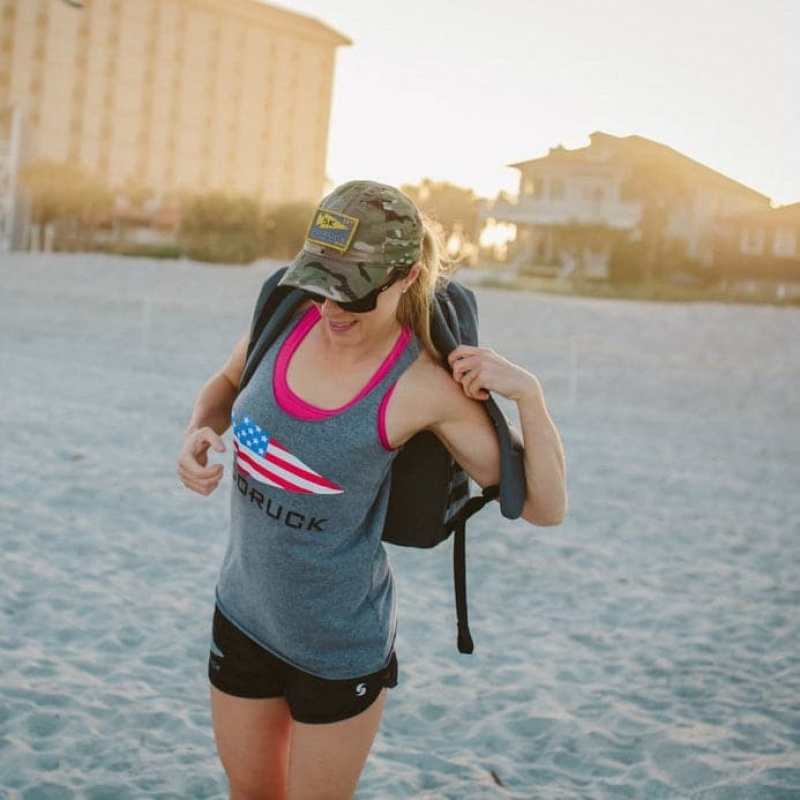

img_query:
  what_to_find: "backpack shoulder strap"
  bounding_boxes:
[430,279,527,654]
[431,280,526,520]
[240,266,305,392]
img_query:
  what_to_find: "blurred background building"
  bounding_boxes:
[0,0,349,249]
[482,132,774,283]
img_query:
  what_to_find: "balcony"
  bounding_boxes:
[483,195,641,230]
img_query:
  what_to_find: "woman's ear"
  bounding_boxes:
[402,263,421,292]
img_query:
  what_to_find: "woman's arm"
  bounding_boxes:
[177,332,249,495]
[441,345,567,526]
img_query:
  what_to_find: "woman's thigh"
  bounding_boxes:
[287,690,387,800]
[210,686,293,800]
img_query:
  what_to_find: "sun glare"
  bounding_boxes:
[479,220,517,260]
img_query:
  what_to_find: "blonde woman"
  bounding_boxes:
[177,180,566,800]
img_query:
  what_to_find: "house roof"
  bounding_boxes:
[773,201,800,217]
[722,201,800,224]
[510,131,770,202]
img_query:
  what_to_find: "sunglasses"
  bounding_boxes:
[302,271,406,314]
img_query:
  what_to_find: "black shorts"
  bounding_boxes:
[208,606,398,725]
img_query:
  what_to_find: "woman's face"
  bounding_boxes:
[312,265,419,344]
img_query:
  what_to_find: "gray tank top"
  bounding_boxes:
[216,306,421,679]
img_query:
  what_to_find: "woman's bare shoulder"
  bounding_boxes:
[384,349,471,445]
[401,348,459,399]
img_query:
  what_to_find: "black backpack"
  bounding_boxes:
[240,266,526,653]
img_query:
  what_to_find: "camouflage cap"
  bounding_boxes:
[279,180,423,303]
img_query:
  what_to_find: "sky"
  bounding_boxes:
[267,0,799,206]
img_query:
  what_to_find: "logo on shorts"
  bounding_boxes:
[355,683,367,697]
[209,639,225,672]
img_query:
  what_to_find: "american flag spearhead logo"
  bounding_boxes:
[232,414,343,495]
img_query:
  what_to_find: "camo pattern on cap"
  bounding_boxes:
[279,180,423,303]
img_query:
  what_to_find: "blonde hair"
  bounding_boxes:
[396,217,455,360]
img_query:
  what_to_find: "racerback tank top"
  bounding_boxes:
[216,306,421,679]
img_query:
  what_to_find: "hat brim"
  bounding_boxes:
[279,251,397,304]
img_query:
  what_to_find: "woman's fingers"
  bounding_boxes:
[448,346,535,402]
[177,428,226,495]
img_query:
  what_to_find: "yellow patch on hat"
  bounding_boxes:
[306,209,359,253]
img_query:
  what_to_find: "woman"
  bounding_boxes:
[177,180,566,800]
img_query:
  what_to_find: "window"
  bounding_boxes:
[772,229,797,258]
[549,179,565,200]
[581,183,604,204]
[740,227,764,255]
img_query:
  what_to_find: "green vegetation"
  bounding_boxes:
[177,193,315,264]
[470,270,800,306]
[14,162,318,265]
[12,166,797,306]
[103,244,184,260]
[178,191,265,264]
[400,179,480,262]
[18,159,113,251]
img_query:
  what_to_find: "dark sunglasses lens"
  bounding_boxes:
[346,273,402,312]
[303,288,378,313]
[303,289,378,314]
[304,290,329,305]
[341,292,378,313]
[304,272,402,314]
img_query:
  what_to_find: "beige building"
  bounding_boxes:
[483,132,771,278]
[0,0,350,207]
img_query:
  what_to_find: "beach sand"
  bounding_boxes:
[1,253,798,798]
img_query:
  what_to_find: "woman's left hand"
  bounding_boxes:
[448,344,566,526]
[448,345,540,403]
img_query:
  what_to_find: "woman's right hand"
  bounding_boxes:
[177,427,227,495]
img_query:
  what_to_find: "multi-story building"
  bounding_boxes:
[0,0,349,209]
[483,131,771,279]
[714,202,800,286]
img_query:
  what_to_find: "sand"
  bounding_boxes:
[1,253,798,798]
